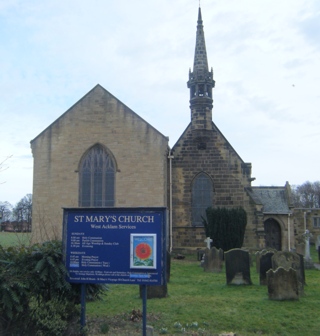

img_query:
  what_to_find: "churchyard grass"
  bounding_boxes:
[86,252,320,335]
[1,232,320,335]
[0,231,31,247]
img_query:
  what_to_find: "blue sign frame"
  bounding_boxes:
[63,207,167,285]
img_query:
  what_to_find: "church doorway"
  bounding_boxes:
[264,218,281,250]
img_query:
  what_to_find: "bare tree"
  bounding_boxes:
[13,194,32,230]
[0,201,13,231]
[291,181,320,208]
[0,201,13,220]
[0,155,12,183]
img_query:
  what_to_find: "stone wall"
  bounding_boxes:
[171,124,260,250]
[31,85,169,242]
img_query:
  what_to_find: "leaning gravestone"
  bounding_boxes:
[225,249,252,285]
[272,251,305,295]
[267,267,299,300]
[203,247,224,273]
[259,250,275,285]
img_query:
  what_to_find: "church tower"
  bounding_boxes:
[187,7,215,132]
[171,6,256,251]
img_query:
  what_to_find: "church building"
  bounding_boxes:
[31,7,294,252]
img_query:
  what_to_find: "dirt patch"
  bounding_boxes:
[86,311,161,336]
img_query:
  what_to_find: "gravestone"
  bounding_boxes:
[256,249,267,273]
[272,251,305,295]
[259,250,275,285]
[256,248,276,273]
[203,247,224,273]
[225,249,252,285]
[204,237,213,249]
[267,267,299,300]
[316,235,320,251]
[295,243,305,256]
[302,230,314,269]
[139,250,170,299]
[139,284,167,299]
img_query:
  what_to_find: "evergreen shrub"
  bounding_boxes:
[0,240,107,335]
[203,207,247,251]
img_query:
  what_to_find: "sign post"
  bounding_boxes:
[62,207,167,334]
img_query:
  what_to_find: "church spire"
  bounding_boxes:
[193,7,209,73]
[187,7,215,131]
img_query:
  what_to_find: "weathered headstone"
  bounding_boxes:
[146,325,154,336]
[267,267,299,300]
[272,251,305,294]
[255,250,262,273]
[225,249,252,285]
[139,250,170,299]
[302,230,314,269]
[140,284,168,299]
[256,249,266,273]
[316,235,320,251]
[197,248,205,261]
[259,250,275,285]
[256,248,276,273]
[295,243,305,256]
[203,247,224,273]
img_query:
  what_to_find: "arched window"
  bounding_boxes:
[191,173,213,226]
[79,144,115,207]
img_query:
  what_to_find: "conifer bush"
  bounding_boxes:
[0,240,107,335]
[203,207,247,251]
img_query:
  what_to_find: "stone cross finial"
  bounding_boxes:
[204,237,213,249]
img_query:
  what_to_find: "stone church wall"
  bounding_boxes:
[171,124,260,251]
[31,85,169,242]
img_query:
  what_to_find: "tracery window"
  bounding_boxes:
[191,172,213,226]
[79,144,115,207]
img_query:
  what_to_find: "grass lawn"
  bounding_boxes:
[86,252,320,336]
[0,231,31,247]
[1,232,320,335]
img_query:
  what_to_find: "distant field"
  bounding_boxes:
[0,232,31,247]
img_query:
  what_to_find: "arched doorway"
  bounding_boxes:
[264,218,281,250]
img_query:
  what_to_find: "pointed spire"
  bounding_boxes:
[193,7,209,72]
[187,7,215,131]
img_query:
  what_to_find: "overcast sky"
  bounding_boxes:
[1,0,319,206]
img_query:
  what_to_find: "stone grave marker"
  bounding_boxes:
[139,250,171,299]
[255,250,263,273]
[225,249,252,285]
[316,235,320,251]
[267,267,299,300]
[259,250,275,285]
[256,248,276,273]
[295,243,305,256]
[272,251,305,295]
[302,230,314,269]
[203,246,224,273]
[204,237,213,249]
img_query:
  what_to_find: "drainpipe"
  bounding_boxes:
[288,213,291,251]
[168,150,174,253]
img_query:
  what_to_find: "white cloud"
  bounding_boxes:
[0,0,320,204]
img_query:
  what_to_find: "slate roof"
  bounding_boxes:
[246,186,292,214]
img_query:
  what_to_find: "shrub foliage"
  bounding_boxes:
[204,207,247,251]
[0,240,106,335]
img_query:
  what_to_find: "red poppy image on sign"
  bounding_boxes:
[131,234,157,269]
[135,243,152,260]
